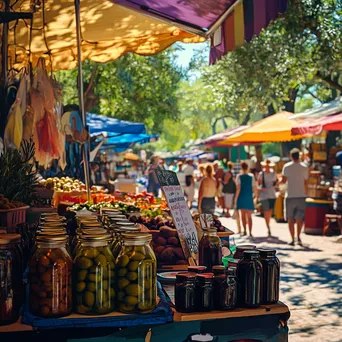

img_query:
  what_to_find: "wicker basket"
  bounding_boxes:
[0,206,29,232]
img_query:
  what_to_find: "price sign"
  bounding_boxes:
[155,167,198,260]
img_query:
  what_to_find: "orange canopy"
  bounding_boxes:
[218,112,309,144]
[5,0,204,71]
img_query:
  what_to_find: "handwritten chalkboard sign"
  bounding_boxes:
[155,167,198,260]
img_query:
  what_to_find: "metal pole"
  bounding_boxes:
[74,0,91,201]
[1,0,9,87]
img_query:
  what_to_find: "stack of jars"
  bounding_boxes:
[175,265,237,313]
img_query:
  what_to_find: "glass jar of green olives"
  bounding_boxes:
[73,234,116,315]
[29,235,73,318]
[116,233,157,314]
[111,225,141,260]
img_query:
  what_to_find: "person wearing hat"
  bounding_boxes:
[257,159,278,236]
[281,148,309,246]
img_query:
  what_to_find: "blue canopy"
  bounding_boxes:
[87,113,146,135]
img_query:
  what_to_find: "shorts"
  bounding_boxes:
[260,198,276,211]
[285,197,306,220]
[223,193,234,208]
[201,197,216,215]
[185,185,195,202]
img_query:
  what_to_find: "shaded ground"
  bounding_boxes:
[220,214,342,342]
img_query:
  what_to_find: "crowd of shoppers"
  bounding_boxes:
[146,148,309,245]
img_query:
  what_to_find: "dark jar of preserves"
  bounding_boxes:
[233,245,256,259]
[29,235,73,317]
[237,250,262,308]
[195,273,214,312]
[258,248,280,305]
[212,266,226,309]
[0,235,23,325]
[188,266,207,274]
[175,272,196,313]
[198,228,222,272]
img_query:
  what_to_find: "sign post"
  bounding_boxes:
[155,167,198,264]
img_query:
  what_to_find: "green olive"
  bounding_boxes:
[131,252,145,261]
[109,261,115,270]
[76,257,93,269]
[126,271,138,281]
[101,267,109,279]
[117,255,130,268]
[87,273,101,282]
[95,254,108,266]
[118,291,125,300]
[84,291,95,307]
[86,282,96,292]
[77,270,87,281]
[119,303,134,312]
[137,302,154,311]
[77,304,91,313]
[102,248,113,259]
[76,282,86,292]
[118,268,128,277]
[96,305,112,314]
[110,288,116,298]
[102,280,108,290]
[133,246,146,255]
[127,261,139,272]
[89,266,98,273]
[118,278,130,289]
[125,296,138,305]
[82,248,100,258]
[125,284,143,297]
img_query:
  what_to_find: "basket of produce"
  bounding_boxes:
[0,195,29,230]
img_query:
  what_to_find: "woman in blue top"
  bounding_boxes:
[234,161,258,237]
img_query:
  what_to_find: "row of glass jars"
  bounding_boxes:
[28,212,157,318]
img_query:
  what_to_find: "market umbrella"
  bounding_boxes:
[218,112,309,144]
[291,113,342,136]
[202,125,249,146]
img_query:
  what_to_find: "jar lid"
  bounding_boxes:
[108,215,127,220]
[82,228,107,235]
[196,272,214,280]
[80,233,112,241]
[38,230,67,236]
[122,233,151,242]
[0,234,21,244]
[258,248,276,258]
[212,265,226,274]
[36,235,68,243]
[176,272,197,281]
[39,228,66,234]
[243,250,260,258]
[188,266,207,272]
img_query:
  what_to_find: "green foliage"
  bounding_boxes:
[0,138,38,204]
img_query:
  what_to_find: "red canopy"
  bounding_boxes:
[291,113,342,135]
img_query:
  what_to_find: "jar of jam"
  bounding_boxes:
[212,266,226,310]
[74,234,116,315]
[198,228,222,271]
[237,250,262,308]
[195,273,214,312]
[175,272,196,313]
[116,233,157,314]
[29,235,73,317]
[219,267,238,310]
[258,248,280,305]
[0,235,23,325]
[233,245,256,259]
[188,266,207,274]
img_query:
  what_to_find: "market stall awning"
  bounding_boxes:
[291,113,342,136]
[202,125,249,146]
[7,0,203,71]
[218,112,308,144]
[87,113,146,136]
[101,133,159,149]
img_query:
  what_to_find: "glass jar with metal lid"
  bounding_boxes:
[111,225,141,260]
[73,234,116,315]
[29,235,73,317]
[0,234,24,325]
[198,228,222,271]
[175,272,196,313]
[116,233,157,314]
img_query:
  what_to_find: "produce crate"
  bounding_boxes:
[0,206,29,232]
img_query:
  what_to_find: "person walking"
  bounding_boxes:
[258,159,278,236]
[198,164,217,215]
[234,161,258,237]
[213,161,225,215]
[222,162,236,218]
[281,148,309,246]
[184,159,195,209]
[176,161,186,190]
[147,156,160,197]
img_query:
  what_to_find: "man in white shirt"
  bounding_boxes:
[281,148,309,246]
[176,162,186,189]
[183,159,195,209]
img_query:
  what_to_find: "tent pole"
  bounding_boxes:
[74,0,91,201]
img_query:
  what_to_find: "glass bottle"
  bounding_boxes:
[175,272,196,313]
[258,248,280,305]
[116,233,157,314]
[198,228,222,271]
[233,245,256,259]
[195,273,214,312]
[237,250,262,308]
[29,235,73,317]
[0,235,23,325]
[217,267,237,310]
[212,265,226,310]
[74,234,116,315]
